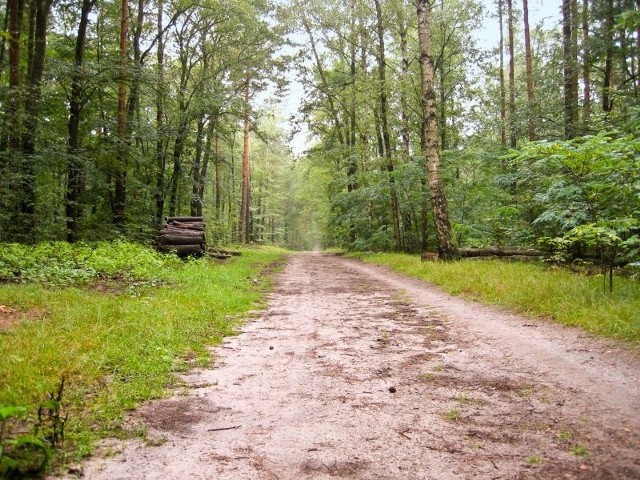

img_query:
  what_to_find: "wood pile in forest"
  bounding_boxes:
[157,216,206,257]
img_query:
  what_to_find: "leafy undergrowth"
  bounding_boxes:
[0,241,179,287]
[0,242,286,476]
[351,252,640,343]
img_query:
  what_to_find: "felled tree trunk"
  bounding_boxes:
[458,247,544,258]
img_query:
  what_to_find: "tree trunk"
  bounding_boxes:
[416,0,458,261]
[522,0,536,141]
[0,5,8,79]
[582,0,591,125]
[239,79,251,244]
[20,0,53,241]
[636,0,640,95]
[1,0,23,241]
[507,0,516,148]
[197,115,215,218]
[66,0,96,242]
[563,0,578,136]
[398,11,411,156]
[602,0,614,113]
[571,0,579,113]
[168,116,189,217]
[420,176,429,251]
[373,0,402,251]
[3,0,23,156]
[155,0,165,229]
[214,123,221,220]
[190,115,205,217]
[114,0,128,229]
[498,0,507,148]
[439,62,447,151]
[125,0,144,150]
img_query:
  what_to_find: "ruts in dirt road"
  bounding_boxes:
[75,253,640,480]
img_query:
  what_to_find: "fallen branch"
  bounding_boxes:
[207,425,241,432]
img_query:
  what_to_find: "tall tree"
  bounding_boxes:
[601,0,615,113]
[582,0,591,125]
[66,0,97,242]
[239,78,251,243]
[397,4,411,156]
[416,0,457,260]
[114,0,129,228]
[499,0,507,147]
[563,0,578,136]
[155,0,166,228]
[507,0,516,148]
[373,0,402,250]
[522,0,536,140]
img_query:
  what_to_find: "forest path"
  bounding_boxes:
[76,253,640,479]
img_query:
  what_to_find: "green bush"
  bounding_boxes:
[0,241,180,286]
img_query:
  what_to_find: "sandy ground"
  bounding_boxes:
[69,253,640,479]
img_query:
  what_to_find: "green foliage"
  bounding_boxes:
[570,444,590,457]
[0,405,50,477]
[0,241,180,286]
[513,132,640,238]
[540,218,640,292]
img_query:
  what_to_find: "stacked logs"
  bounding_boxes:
[157,216,206,257]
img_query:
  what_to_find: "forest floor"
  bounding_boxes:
[63,252,640,479]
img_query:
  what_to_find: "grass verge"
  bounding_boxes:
[0,243,287,474]
[350,252,640,342]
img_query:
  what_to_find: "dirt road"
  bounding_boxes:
[76,253,640,479]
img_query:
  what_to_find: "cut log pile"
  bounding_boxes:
[157,216,206,257]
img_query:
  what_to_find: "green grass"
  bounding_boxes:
[351,253,640,342]
[0,243,287,471]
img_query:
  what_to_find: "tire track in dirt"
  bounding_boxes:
[73,253,640,479]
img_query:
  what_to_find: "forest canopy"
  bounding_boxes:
[0,0,637,261]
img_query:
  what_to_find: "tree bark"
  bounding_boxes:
[114,0,129,229]
[155,0,166,229]
[571,0,579,114]
[398,9,411,156]
[582,0,591,125]
[498,0,507,148]
[197,115,215,218]
[239,78,251,244]
[522,0,536,141]
[125,0,144,150]
[66,0,96,242]
[190,115,205,217]
[4,0,23,156]
[214,122,222,219]
[168,116,189,217]
[563,0,578,136]
[601,0,614,113]
[507,0,516,148]
[416,0,458,260]
[373,0,402,251]
[0,5,8,80]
